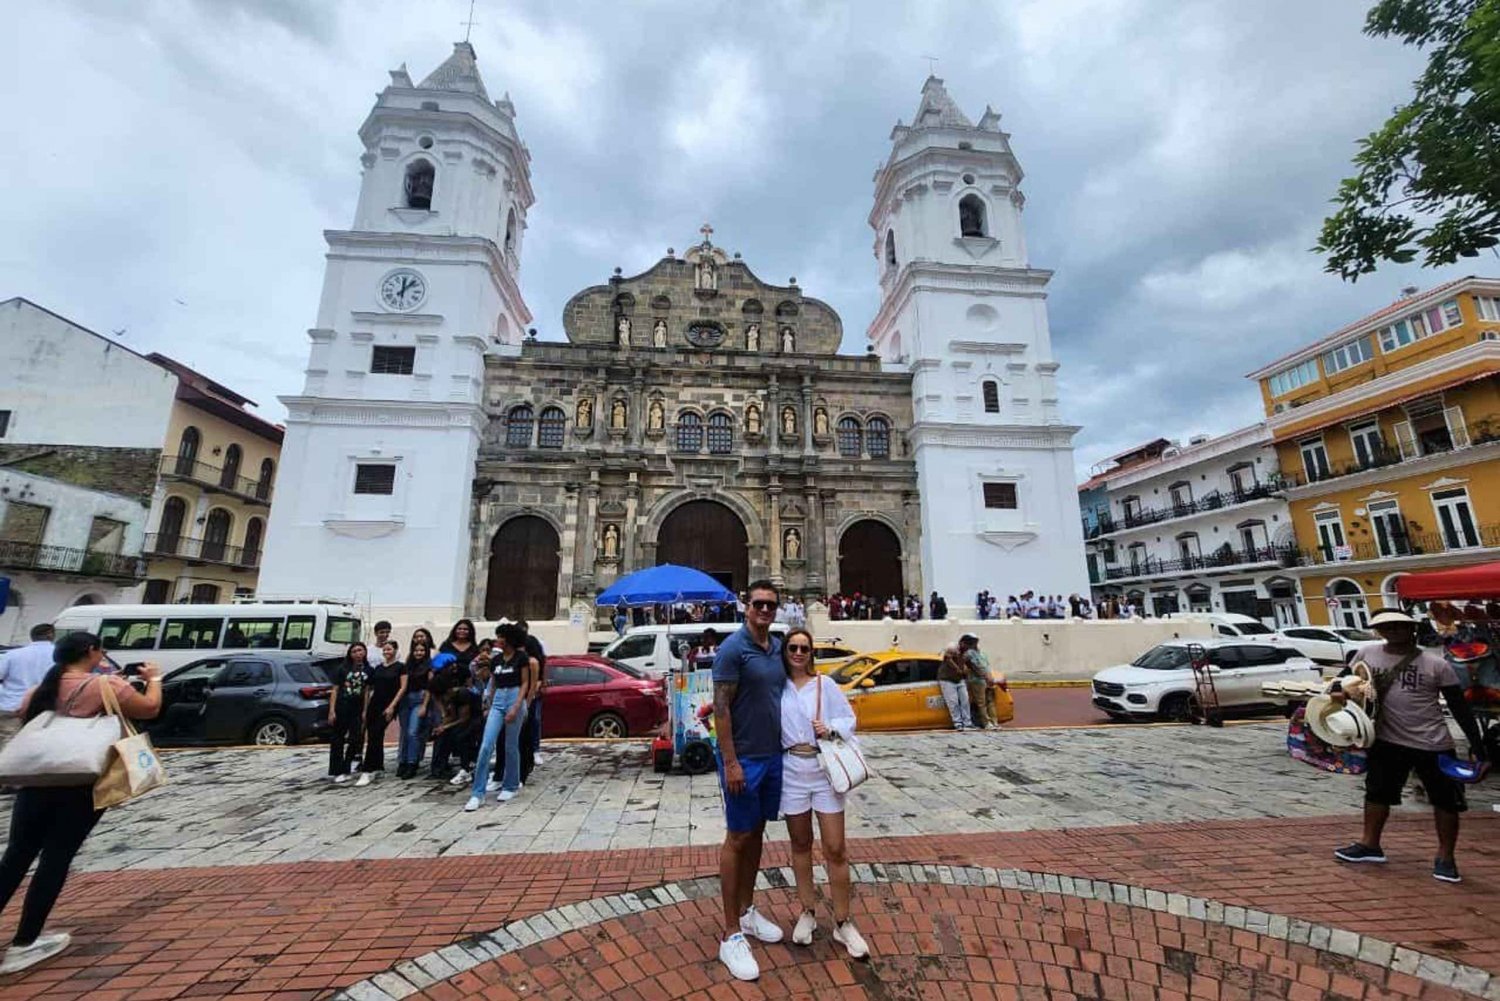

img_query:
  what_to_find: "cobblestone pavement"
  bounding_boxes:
[38,722,1497,871]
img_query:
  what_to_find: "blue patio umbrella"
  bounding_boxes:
[594,564,735,607]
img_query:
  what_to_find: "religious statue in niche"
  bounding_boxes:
[601,524,620,559]
[814,408,829,437]
[616,315,631,347]
[576,397,593,427]
[781,327,795,352]
[648,399,665,431]
[652,319,667,348]
[781,406,797,436]
[746,323,760,352]
[695,256,717,291]
[783,527,802,561]
[610,398,627,429]
[745,403,762,435]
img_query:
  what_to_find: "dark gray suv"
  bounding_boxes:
[147,652,336,746]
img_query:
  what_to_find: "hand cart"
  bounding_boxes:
[1188,642,1223,727]
[650,647,718,774]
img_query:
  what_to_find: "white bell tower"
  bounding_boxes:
[258,43,533,622]
[867,77,1087,613]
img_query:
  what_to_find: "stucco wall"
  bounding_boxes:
[382,618,590,658]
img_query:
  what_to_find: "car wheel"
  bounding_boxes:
[250,716,294,746]
[1158,693,1196,723]
[588,712,628,739]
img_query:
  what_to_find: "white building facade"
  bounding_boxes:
[866,78,1088,613]
[257,44,534,622]
[1083,424,1307,626]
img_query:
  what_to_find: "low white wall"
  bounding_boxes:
[384,619,591,657]
[806,615,1214,681]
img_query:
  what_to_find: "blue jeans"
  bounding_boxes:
[471,687,526,797]
[398,691,430,765]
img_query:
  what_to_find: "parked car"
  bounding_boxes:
[829,648,1014,731]
[601,623,789,677]
[813,639,860,673]
[1159,612,1282,639]
[541,654,668,739]
[1277,625,1377,665]
[1090,638,1321,722]
[145,652,335,746]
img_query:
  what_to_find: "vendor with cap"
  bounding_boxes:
[1333,608,1487,883]
[959,633,998,731]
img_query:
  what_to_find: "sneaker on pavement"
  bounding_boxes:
[448,769,469,787]
[333,774,349,785]
[718,932,759,981]
[1433,858,1462,883]
[354,772,372,787]
[791,910,816,946]
[496,788,518,802]
[533,753,547,766]
[0,932,71,975]
[1334,843,1386,864]
[833,920,870,960]
[485,779,501,794]
[739,905,783,944]
[463,796,482,812]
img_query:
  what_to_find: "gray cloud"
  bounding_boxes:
[3,0,1481,476]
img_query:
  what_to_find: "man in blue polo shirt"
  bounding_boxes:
[711,578,785,981]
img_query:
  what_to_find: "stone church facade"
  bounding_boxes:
[468,234,918,619]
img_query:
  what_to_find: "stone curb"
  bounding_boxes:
[327,864,1494,1000]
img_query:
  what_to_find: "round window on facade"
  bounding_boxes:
[962,173,975,185]
[418,135,434,149]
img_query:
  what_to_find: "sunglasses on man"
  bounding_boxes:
[750,599,779,612]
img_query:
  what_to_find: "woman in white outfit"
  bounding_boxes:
[779,628,869,959]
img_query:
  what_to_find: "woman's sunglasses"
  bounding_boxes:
[786,643,812,654]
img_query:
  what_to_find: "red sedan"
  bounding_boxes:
[541,654,667,739]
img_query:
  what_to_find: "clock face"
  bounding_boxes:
[379,269,427,311]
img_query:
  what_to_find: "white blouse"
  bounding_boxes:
[780,674,857,749]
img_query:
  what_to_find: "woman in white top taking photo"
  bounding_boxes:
[779,628,869,959]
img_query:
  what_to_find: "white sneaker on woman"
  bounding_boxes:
[496,788,517,802]
[739,905,783,943]
[718,932,759,981]
[791,910,817,946]
[448,768,469,787]
[354,772,372,787]
[0,932,71,974]
[463,796,481,812]
[485,778,500,794]
[833,920,869,959]
[333,774,350,785]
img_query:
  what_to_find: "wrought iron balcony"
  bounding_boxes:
[144,533,260,568]
[1298,523,1500,566]
[0,540,146,581]
[1103,544,1298,581]
[1086,483,1279,539]
[160,454,273,504]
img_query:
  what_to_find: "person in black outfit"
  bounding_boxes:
[515,619,548,764]
[431,668,482,783]
[440,619,480,677]
[398,640,435,779]
[327,642,370,784]
[929,592,947,620]
[361,641,406,783]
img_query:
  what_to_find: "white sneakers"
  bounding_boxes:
[0,932,71,974]
[718,932,759,981]
[833,920,869,959]
[791,910,817,946]
[463,796,481,812]
[333,774,349,785]
[496,789,517,802]
[739,905,783,943]
[354,772,372,787]
[485,778,501,794]
[448,769,469,787]
[533,752,547,766]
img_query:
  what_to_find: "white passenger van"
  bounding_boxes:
[1159,612,1279,639]
[52,603,362,673]
[602,622,788,677]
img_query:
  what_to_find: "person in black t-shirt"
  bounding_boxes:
[397,640,435,779]
[361,641,406,781]
[515,619,548,766]
[440,619,480,678]
[327,642,371,783]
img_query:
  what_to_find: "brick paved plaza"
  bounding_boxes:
[1,723,1496,1000]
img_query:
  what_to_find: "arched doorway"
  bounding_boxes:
[486,516,560,621]
[656,500,748,594]
[1327,578,1369,629]
[838,519,902,598]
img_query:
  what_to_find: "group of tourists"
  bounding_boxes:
[975,590,1099,620]
[324,618,547,812]
[824,591,948,621]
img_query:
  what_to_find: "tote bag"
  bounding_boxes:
[0,677,124,787]
[810,676,869,794]
[93,680,166,809]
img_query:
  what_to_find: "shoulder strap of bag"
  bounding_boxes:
[814,672,822,723]
[1372,649,1421,703]
[61,674,98,713]
[96,678,139,737]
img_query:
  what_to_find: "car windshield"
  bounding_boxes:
[1233,621,1273,635]
[1335,628,1376,642]
[830,656,880,683]
[1130,645,1193,670]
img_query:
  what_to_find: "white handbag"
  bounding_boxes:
[0,677,127,787]
[810,675,869,794]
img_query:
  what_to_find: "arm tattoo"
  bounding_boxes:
[713,681,738,761]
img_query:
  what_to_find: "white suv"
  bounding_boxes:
[1276,626,1377,666]
[1091,638,1321,722]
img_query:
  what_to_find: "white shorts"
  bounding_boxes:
[779,753,845,816]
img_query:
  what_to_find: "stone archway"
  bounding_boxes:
[486,516,561,621]
[838,519,903,598]
[656,499,749,594]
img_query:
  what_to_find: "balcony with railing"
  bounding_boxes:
[1085,482,1281,540]
[1299,522,1500,567]
[144,533,261,568]
[1276,419,1500,491]
[1103,544,1299,582]
[160,454,274,505]
[0,540,146,581]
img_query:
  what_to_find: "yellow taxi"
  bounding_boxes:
[813,639,860,673]
[828,648,1014,731]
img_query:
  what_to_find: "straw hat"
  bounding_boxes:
[1369,608,1417,628]
[1336,661,1376,714]
[1305,693,1376,749]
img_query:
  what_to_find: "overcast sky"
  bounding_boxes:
[2,0,1484,478]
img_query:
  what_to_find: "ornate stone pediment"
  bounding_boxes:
[779,497,805,520]
[598,498,627,517]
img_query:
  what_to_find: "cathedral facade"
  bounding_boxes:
[259,42,1087,624]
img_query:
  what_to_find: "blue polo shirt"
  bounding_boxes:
[711,625,785,759]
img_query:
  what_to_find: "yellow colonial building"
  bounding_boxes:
[140,355,283,604]
[1250,276,1500,627]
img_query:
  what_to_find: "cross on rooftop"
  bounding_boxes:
[700,222,713,243]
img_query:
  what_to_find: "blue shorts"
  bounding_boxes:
[717,752,782,832]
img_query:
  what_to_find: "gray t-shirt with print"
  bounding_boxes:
[1357,642,1460,752]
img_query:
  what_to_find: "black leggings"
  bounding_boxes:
[328,696,364,776]
[361,702,388,773]
[492,712,535,786]
[0,786,102,946]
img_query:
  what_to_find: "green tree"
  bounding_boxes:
[1318,0,1500,280]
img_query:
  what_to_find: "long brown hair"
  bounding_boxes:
[781,628,815,678]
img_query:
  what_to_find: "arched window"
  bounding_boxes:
[837,416,863,457]
[959,193,988,237]
[867,417,891,458]
[156,497,186,555]
[676,411,703,452]
[219,444,242,490]
[707,412,733,454]
[176,426,200,475]
[256,458,275,501]
[202,509,232,563]
[537,406,566,449]
[884,230,897,268]
[504,208,517,254]
[404,159,435,210]
[1329,579,1370,629]
[981,380,1000,414]
[505,405,534,448]
[242,517,264,568]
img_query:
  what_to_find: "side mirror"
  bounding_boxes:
[860,678,876,689]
